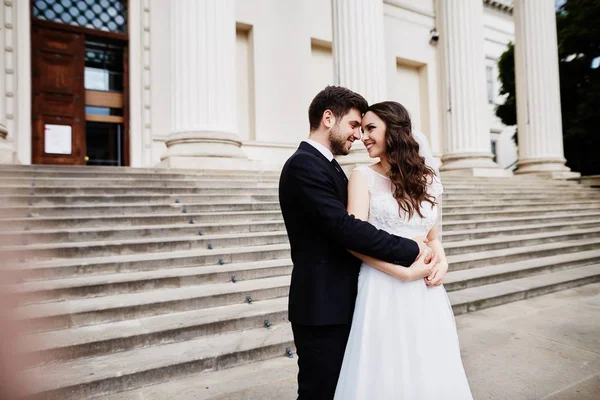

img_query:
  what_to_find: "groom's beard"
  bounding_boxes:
[329,125,350,156]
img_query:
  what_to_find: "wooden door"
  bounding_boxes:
[31,26,85,165]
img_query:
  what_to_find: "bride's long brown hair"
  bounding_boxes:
[367,101,437,219]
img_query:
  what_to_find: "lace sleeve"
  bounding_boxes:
[352,165,374,194]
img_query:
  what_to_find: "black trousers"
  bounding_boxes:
[291,323,352,400]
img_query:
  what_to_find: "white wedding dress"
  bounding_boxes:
[334,165,473,400]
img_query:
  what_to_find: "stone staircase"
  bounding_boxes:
[2,164,600,399]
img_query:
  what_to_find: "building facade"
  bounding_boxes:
[0,0,578,178]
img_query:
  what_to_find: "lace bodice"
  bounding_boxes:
[353,165,443,239]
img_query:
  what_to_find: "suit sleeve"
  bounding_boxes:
[288,154,419,267]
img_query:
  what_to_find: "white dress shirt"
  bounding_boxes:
[304,139,334,162]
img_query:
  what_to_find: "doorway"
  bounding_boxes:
[31,0,129,166]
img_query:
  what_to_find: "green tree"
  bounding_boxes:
[495,42,517,145]
[495,0,600,175]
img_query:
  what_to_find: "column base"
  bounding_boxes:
[158,156,262,171]
[440,152,511,177]
[515,158,580,179]
[159,131,262,170]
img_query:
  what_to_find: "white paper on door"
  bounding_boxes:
[44,124,72,155]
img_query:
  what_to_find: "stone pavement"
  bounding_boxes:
[154,282,600,400]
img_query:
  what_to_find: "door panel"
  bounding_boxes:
[32,26,85,165]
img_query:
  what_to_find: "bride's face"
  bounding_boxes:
[361,111,387,159]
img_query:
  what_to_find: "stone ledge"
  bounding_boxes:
[581,175,600,188]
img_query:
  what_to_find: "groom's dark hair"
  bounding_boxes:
[308,86,368,131]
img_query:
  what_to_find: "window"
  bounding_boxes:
[84,39,126,166]
[486,66,495,104]
[32,0,127,33]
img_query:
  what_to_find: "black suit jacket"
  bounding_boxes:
[279,142,420,326]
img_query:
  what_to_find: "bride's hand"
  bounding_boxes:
[402,253,437,281]
[425,261,449,286]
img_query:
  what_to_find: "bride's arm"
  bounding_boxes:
[347,171,434,281]
[425,222,449,286]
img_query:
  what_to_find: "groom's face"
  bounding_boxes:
[328,108,362,156]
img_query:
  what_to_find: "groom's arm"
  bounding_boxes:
[288,154,419,267]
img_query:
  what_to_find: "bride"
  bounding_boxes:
[334,101,473,399]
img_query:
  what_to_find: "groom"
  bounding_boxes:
[279,86,429,399]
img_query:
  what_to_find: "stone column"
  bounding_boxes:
[332,0,386,166]
[513,0,578,178]
[0,5,12,164]
[160,0,253,170]
[436,0,504,176]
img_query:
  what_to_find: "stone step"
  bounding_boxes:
[17,276,291,333]
[443,204,600,221]
[4,218,600,248]
[3,231,291,260]
[0,211,283,230]
[0,176,281,188]
[449,237,600,270]
[442,212,600,231]
[15,240,600,305]
[20,264,600,399]
[0,184,592,196]
[14,232,600,331]
[0,170,280,180]
[4,210,600,235]
[0,201,281,218]
[0,165,574,184]
[443,227,600,256]
[452,197,598,207]
[0,164,280,176]
[445,200,600,213]
[443,219,600,242]
[3,185,595,199]
[0,193,279,206]
[0,172,579,187]
[7,225,600,261]
[14,259,294,303]
[13,235,600,305]
[449,264,600,315]
[4,192,599,207]
[102,356,298,400]
[15,244,292,281]
[2,191,599,208]
[21,323,294,400]
[4,199,599,219]
[0,186,281,196]
[16,235,600,283]
[444,250,600,291]
[1,221,287,244]
[22,297,289,366]
[0,167,549,181]
[17,251,600,365]
[443,191,600,200]
[0,171,579,185]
